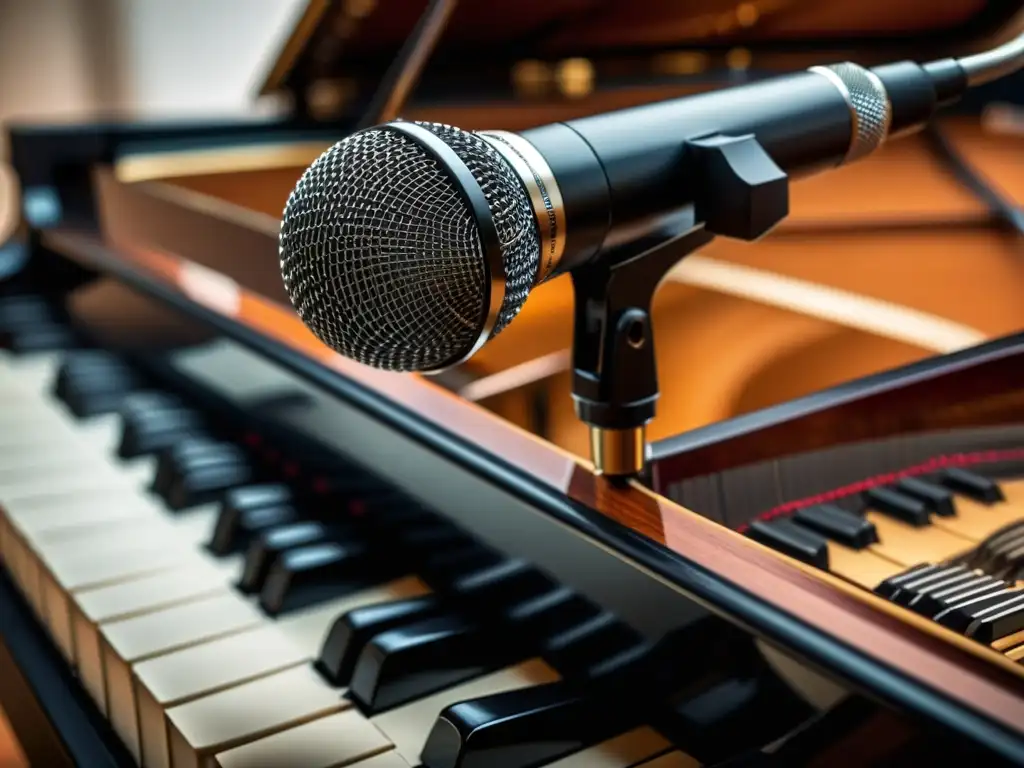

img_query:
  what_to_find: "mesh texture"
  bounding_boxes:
[279,121,540,371]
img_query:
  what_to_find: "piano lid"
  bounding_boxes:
[257,0,1019,98]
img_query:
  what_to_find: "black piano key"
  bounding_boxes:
[309,471,392,499]
[971,520,1024,564]
[62,372,139,418]
[53,350,120,389]
[874,563,937,599]
[933,588,1023,634]
[873,563,943,600]
[940,468,1004,504]
[165,460,253,511]
[154,440,252,510]
[745,519,829,569]
[791,504,878,549]
[53,352,138,414]
[504,586,599,641]
[234,505,302,551]
[0,295,58,327]
[238,521,356,594]
[544,612,644,678]
[910,574,1006,617]
[1003,544,1024,582]
[4,323,77,353]
[966,592,1024,644]
[901,570,980,612]
[118,402,205,459]
[420,679,634,768]
[448,559,554,611]
[119,390,182,416]
[259,541,384,616]
[0,296,67,350]
[863,487,930,527]
[986,526,1024,577]
[394,522,474,555]
[151,438,229,495]
[208,484,296,555]
[418,547,503,589]
[889,565,968,607]
[896,477,956,517]
[316,595,444,687]
[349,614,508,713]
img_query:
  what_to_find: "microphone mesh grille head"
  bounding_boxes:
[279,122,540,372]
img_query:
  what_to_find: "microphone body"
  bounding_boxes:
[511,62,940,274]
[276,40,1024,375]
[278,31,1023,473]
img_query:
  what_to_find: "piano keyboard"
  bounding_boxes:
[0,336,710,768]
[744,467,1024,662]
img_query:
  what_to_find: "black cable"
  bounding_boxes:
[922,119,1024,237]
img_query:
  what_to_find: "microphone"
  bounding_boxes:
[279,33,1024,376]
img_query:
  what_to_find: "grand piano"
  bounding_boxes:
[2,1,1023,766]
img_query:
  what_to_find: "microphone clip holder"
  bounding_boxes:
[571,132,790,478]
[569,226,711,480]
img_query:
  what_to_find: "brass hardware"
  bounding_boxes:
[556,58,595,99]
[511,59,552,98]
[652,52,709,76]
[590,426,647,477]
[726,47,753,71]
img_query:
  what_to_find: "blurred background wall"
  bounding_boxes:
[0,0,309,242]
[0,0,306,138]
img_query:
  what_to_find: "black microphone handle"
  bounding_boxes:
[520,61,947,273]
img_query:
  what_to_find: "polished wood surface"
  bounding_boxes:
[42,229,1024,747]
[651,331,1024,482]
[0,710,26,768]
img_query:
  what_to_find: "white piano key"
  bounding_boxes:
[73,414,124,455]
[16,484,233,669]
[0,438,96,469]
[5,489,163,545]
[2,487,166,638]
[102,592,266,761]
[134,577,429,768]
[36,517,200,590]
[0,463,142,503]
[0,419,69,451]
[0,351,61,389]
[636,751,700,768]
[73,560,240,712]
[139,628,304,768]
[34,523,208,663]
[543,727,673,768]
[0,453,113,487]
[213,710,393,768]
[0,394,67,423]
[165,665,350,768]
[370,658,560,767]
[165,503,223,548]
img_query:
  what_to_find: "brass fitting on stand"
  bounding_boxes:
[590,426,647,477]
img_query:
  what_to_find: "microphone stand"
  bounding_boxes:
[571,133,791,478]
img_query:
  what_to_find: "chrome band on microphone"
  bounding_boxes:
[479,130,566,284]
[809,62,892,163]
